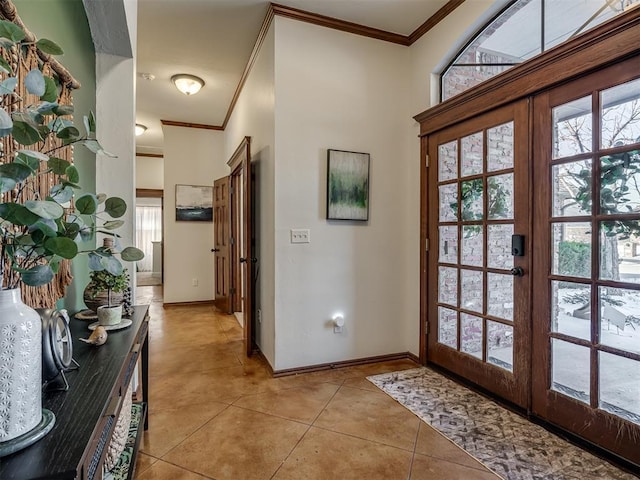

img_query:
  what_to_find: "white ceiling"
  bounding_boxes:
[135,0,451,155]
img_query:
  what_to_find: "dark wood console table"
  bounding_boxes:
[0,305,150,480]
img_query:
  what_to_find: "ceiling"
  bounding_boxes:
[135,0,453,155]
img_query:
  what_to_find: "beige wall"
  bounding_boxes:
[136,155,164,190]
[162,126,226,303]
[225,25,276,364]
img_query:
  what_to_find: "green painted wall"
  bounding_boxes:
[13,0,96,312]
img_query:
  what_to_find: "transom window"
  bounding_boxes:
[441,0,640,101]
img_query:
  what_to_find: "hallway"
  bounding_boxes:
[133,286,499,479]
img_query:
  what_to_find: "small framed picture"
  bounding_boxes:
[175,184,213,222]
[326,149,370,221]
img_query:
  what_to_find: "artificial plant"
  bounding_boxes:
[0,19,143,291]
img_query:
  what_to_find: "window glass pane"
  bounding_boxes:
[599,352,640,425]
[438,140,458,182]
[544,0,621,50]
[553,96,592,159]
[552,159,592,217]
[461,132,483,177]
[442,65,513,101]
[487,224,514,269]
[441,0,635,101]
[600,150,640,215]
[461,226,483,267]
[551,280,590,341]
[460,269,483,313]
[461,313,483,359]
[488,173,514,220]
[487,122,514,171]
[439,184,458,222]
[551,339,590,404]
[461,179,483,221]
[601,77,640,148]
[599,286,640,355]
[600,220,640,283]
[439,226,458,264]
[487,321,513,372]
[487,273,513,322]
[552,222,591,278]
[438,307,458,350]
[439,266,458,306]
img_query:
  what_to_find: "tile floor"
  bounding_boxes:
[133,286,500,480]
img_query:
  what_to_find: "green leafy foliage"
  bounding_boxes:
[36,38,64,55]
[0,21,144,289]
[558,241,591,279]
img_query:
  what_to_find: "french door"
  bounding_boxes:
[426,58,640,465]
[427,100,531,408]
[531,60,640,465]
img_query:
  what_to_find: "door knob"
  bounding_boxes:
[510,267,524,276]
[211,248,220,252]
[239,257,247,263]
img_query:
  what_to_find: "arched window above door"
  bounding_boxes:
[441,0,639,101]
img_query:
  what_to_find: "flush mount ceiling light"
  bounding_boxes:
[135,123,147,136]
[171,74,205,96]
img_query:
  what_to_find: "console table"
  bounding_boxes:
[0,305,149,480]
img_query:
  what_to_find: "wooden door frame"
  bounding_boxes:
[227,136,254,357]
[530,58,640,466]
[416,9,640,468]
[424,101,531,408]
[416,7,640,364]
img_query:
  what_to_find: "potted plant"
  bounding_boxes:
[84,266,129,325]
[0,19,143,448]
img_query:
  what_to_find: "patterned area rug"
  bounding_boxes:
[367,368,638,480]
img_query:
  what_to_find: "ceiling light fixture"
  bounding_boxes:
[135,124,147,136]
[171,74,205,96]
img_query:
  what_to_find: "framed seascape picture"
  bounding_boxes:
[175,184,213,222]
[326,149,370,221]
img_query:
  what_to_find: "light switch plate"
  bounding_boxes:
[291,229,310,243]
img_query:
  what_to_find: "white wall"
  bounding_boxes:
[272,17,415,370]
[225,25,276,365]
[136,155,164,189]
[401,1,495,355]
[162,126,226,303]
[90,0,138,288]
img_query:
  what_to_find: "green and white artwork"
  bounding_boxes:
[327,149,370,221]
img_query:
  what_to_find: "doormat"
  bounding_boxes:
[367,368,637,480]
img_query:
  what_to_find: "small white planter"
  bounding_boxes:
[97,305,122,326]
[0,289,42,442]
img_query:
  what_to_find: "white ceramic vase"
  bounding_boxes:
[97,304,122,326]
[0,288,42,442]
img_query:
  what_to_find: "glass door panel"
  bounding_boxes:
[532,61,640,465]
[427,100,530,407]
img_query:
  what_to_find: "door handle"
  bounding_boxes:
[510,267,524,277]
[240,257,247,263]
[211,248,220,253]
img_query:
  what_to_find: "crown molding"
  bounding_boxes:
[222,4,276,129]
[270,3,409,45]
[408,0,466,45]
[220,1,466,131]
[160,120,224,130]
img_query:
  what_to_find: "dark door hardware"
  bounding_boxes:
[510,267,524,276]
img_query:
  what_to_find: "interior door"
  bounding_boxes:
[228,137,254,357]
[213,176,231,313]
[426,100,531,408]
[531,58,640,464]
